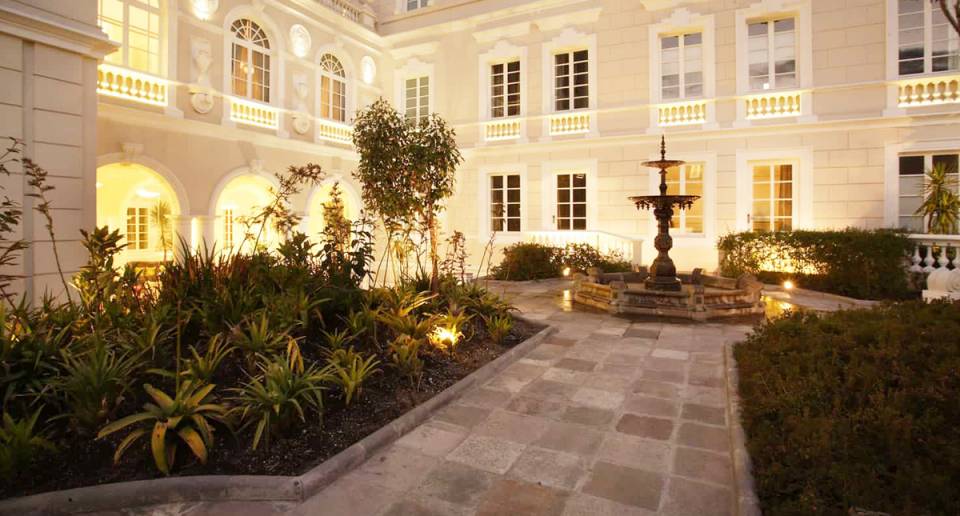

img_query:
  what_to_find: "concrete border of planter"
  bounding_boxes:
[0,320,556,516]
[724,342,761,516]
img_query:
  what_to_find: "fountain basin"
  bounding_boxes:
[573,267,765,320]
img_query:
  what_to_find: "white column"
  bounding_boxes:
[173,216,193,262]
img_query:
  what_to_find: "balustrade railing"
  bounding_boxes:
[228,97,279,130]
[897,75,960,107]
[908,234,960,272]
[744,91,802,119]
[97,64,168,107]
[526,230,643,266]
[316,118,353,144]
[657,100,707,126]
[549,111,591,135]
[484,119,522,141]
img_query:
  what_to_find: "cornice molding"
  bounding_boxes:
[0,1,117,59]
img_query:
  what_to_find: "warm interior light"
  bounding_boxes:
[192,0,214,20]
[562,266,572,277]
[361,56,376,85]
[95,181,103,189]
[783,279,795,290]
[136,188,160,199]
[428,325,461,352]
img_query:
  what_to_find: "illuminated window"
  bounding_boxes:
[491,61,520,118]
[556,173,587,230]
[404,76,429,125]
[899,153,959,232]
[98,0,162,75]
[407,0,428,10]
[223,209,234,249]
[660,32,702,100]
[897,0,959,75]
[126,207,149,250]
[320,54,346,122]
[747,17,795,90]
[490,174,521,232]
[665,163,704,233]
[230,19,271,103]
[751,163,793,232]
[554,50,589,111]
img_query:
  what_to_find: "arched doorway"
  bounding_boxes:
[213,174,277,254]
[96,163,182,269]
[306,181,361,242]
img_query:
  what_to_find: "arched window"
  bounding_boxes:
[319,54,346,122]
[98,0,162,75]
[230,19,271,103]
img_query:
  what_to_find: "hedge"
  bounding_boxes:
[734,301,960,515]
[490,242,631,281]
[716,228,913,300]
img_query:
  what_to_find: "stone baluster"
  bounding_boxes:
[938,242,952,269]
[922,242,936,272]
[910,244,923,272]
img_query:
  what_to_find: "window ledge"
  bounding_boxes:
[227,97,279,130]
[97,64,168,107]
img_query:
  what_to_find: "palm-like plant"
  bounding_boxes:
[916,162,960,234]
[230,312,298,368]
[0,408,55,480]
[97,381,228,475]
[151,201,174,262]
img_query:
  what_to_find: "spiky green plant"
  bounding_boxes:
[916,161,960,234]
[327,352,380,406]
[0,408,55,480]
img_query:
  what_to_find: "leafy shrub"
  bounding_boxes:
[491,242,632,280]
[560,243,632,275]
[717,228,913,300]
[327,352,380,406]
[388,335,423,385]
[57,341,144,432]
[0,408,54,480]
[483,314,513,346]
[734,301,960,515]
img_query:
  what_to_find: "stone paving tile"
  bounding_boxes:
[659,477,733,516]
[534,420,604,456]
[561,404,616,428]
[476,478,569,516]
[522,378,580,401]
[292,476,399,516]
[351,445,440,491]
[432,403,492,429]
[581,461,664,511]
[688,363,725,388]
[604,352,645,366]
[414,460,498,507]
[677,422,730,452]
[458,386,514,409]
[643,356,687,372]
[446,435,527,474]
[542,367,591,384]
[681,403,726,426]
[583,372,634,392]
[378,497,474,516]
[561,493,657,516]
[545,336,579,347]
[681,385,726,407]
[622,395,678,418]
[507,446,589,489]
[596,433,672,472]
[640,368,685,384]
[651,348,689,360]
[474,409,552,444]
[505,395,568,419]
[395,421,469,457]
[632,379,681,400]
[571,387,624,410]
[672,446,733,486]
[615,414,674,441]
[624,328,661,339]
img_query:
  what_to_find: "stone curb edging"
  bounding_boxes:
[724,342,761,516]
[762,284,877,308]
[0,321,556,516]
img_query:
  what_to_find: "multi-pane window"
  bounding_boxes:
[899,153,959,232]
[747,18,795,90]
[556,173,587,230]
[554,50,589,111]
[320,54,346,122]
[751,163,793,232]
[98,0,162,75]
[898,0,960,76]
[230,19,271,103]
[491,61,520,118]
[125,207,149,250]
[223,209,235,249]
[407,0,428,10]
[660,32,702,100]
[665,163,704,233]
[490,174,521,232]
[404,76,429,125]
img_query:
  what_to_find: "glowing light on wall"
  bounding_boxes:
[192,0,219,21]
[361,56,376,85]
[782,279,795,290]
[290,25,311,59]
[136,188,160,199]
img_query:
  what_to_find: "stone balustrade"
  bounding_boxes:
[315,0,375,28]
[484,119,522,141]
[897,75,960,107]
[97,64,167,107]
[744,91,802,119]
[228,97,279,130]
[526,230,643,266]
[909,233,960,273]
[549,111,591,135]
[316,118,353,144]
[657,100,707,127]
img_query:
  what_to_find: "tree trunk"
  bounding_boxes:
[428,206,439,293]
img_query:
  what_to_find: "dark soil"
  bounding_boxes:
[3,319,543,499]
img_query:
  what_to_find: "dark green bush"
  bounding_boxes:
[735,301,960,515]
[717,228,913,300]
[490,242,632,280]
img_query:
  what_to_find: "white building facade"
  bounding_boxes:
[2,0,960,296]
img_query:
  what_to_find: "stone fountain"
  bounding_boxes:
[572,137,765,320]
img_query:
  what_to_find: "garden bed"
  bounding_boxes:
[734,300,960,515]
[2,318,542,499]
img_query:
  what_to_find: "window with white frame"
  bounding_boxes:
[665,163,704,233]
[491,61,520,118]
[747,17,796,90]
[230,19,271,103]
[126,207,149,250]
[404,76,429,125]
[490,174,521,232]
[223,208,235,249]
[751,162,793,231]
[407,0,428,11]
[660,32,703,100]
[553,49,589,111]
[898,153,959,232]
[897,0,960,76]
[556,172,587,230]
[98,0,162,75]
[319,54,346,122]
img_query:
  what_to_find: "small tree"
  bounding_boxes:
[916,161,960,234]
[934,1,960,37]
[151,200,173,262]
[352,99,462,292]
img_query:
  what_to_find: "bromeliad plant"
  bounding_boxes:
[0,408,55,481]
[484,314,514,346]
[97,381,228,475]
[388,335,423,386]
[327,351,380,406]
[230,312,300,369]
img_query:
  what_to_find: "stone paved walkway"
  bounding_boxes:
[123,279,757,516]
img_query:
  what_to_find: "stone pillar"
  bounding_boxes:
[194,215,217,254]
[173,216,193,262]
